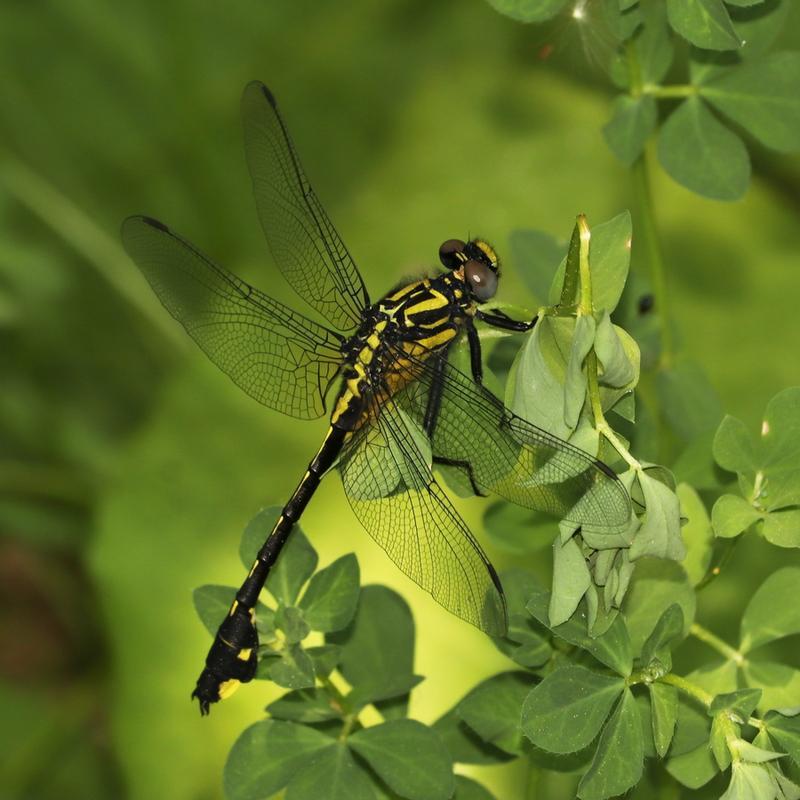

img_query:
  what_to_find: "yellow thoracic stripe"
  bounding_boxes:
[414,328,457,350]
[405,290,448,316]
[385,280,424,302]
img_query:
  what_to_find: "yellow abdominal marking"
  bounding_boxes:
[237,648,252,661]
[218,679,241,699]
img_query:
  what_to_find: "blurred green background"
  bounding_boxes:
[1,1,799,798]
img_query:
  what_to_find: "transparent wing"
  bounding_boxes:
[386,344,632,536]
[241,81,370,332]
[339,392,507,636]
[122,215,343,420]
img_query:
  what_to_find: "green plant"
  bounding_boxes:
[203,207,800,799]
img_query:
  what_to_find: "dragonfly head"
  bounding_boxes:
[438,238,499,303]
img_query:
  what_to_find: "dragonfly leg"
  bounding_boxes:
[475,308,538,333]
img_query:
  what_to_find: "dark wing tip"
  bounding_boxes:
[121,214,169,235]
[243,80,277,110]
[593,458,617,480]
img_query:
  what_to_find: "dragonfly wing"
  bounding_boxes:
[386,345,633,536]
[241,81,370,332]
[338,392,507,636]
[122,215,343,420]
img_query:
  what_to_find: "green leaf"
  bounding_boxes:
[348,673,425,710]
[714,414,758,475]
[732,0,792,58]
[640,603,685,670]
[269,643,316,689]
[701,52,800,152]
[762,507,800,547]
[586,211,633,314]
[622,558,695,655]
[484,0,568,22]
[192,584,273,637]
[677,484,714,586]
[672,697,712,756]
[482,502,555,555]
[528,588,633,675]
[453,775,495,800]
[764,709,800,764]
[687,659,739,697]
[711,494,761,538]
[329,586,414,720]
[657,96,750,201]
[307,644,341,678]
[604,96,657,167]
[239,510,318,608]
[285,743,375,800]
[629,472,686,561]
[267,688,343,723]
[649,683,679,758]
[267,533,318,607]
[744,660,800,713]
[595,313,636,388]
[721,760,776,800]
[458,672,536,756]
[432,707,513,766]
[224,719,332,800]
[577,689,644,800]
[666,743,719,788]
[510,316,572,439]
[521,665,625,754]
[509,228,564,305]
[276,606,310,644]
[710,715,732,770]
[564,314,595,430]
[494,569,553,668]
[298,554,360,632]
[656,361,723,441]
[549,534,592,626]
[666,0,741,50]
[715,389,800,511]
[709,688,762,719]
[740,567,800,652]
[349,719,455,800]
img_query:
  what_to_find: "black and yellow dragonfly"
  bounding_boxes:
[122,82,631,715]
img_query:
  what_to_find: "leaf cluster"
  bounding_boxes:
[484,0,800,201]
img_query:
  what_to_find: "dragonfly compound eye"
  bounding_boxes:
[439,238,467,269]
[464,259,498,302]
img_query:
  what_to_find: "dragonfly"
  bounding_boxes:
[122,81,631,715]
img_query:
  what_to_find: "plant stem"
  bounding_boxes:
[624,42,674,370]
[642,84,697,99]
[659,673,714,707]
[690,623,746,666]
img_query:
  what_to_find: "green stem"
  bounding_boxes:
[624,43,674,370]
[690,623,746,667]
[642,84,697,99]
[0,155,185,348]
[659,673,714,707]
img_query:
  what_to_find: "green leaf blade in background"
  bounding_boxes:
[457,671,536,756]
[711,493,761,538]
[484,0,568,23]
[604,96,657,167]
[649,683,679,757]
[657,96,750,200]
[701,52,800,152]
[348,719,455,800]
[740,566,800,653]
[666,0,742,50]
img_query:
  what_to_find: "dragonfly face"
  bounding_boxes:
[122,81,632,714]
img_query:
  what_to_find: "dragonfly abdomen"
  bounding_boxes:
[191,425,347,714]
